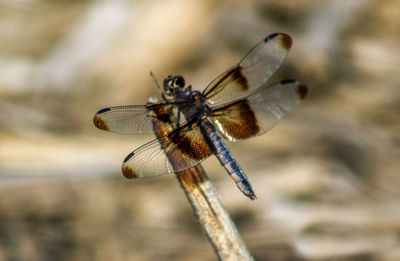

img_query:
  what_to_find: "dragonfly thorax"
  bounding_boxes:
[192,92,212,116]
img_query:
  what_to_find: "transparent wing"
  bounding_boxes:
[121,121,212,178]
[210,79,308,141]
[93,102,186,134]
[203,33,292,104]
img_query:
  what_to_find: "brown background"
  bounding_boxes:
[1,0,400,260]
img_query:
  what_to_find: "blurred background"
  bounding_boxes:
[1,0,400,260]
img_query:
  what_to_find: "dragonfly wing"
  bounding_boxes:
[121,121,213,178]
[210,80,308,141]
[93,103,185,134]
[202,33,292,103]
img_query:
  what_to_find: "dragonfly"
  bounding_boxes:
[93,33,308,200]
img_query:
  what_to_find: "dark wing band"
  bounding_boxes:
[210,80,308,141]
[121,121,212,178]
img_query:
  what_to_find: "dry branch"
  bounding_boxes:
[154,120,254,261]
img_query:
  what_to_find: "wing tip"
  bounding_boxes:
[264,32,292,50]
[93,114,109,131]
[122,152,139,178]
[281,79,308,99]
[93,107,111,130]
[122,164,139,179]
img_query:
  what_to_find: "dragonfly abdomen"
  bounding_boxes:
[200,119,257,200]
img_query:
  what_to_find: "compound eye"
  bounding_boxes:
[163,76,175,95]
[174,76,185,88]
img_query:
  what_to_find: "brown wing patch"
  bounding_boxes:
[147,103,173,123]
[297,83,308,99]
[280,35,292,50]
[212,100,260,140]
[203,66,248,99]
[93,114,109,131]
[169,125,212,161]
[231,66,249,91]
[122,165,139,179]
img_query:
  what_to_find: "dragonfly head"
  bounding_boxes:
[163,75,187,97]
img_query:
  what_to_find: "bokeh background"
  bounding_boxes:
[1,0,400,260]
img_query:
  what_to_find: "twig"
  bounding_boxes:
[176,166,254,260]
[154,120,254,261]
